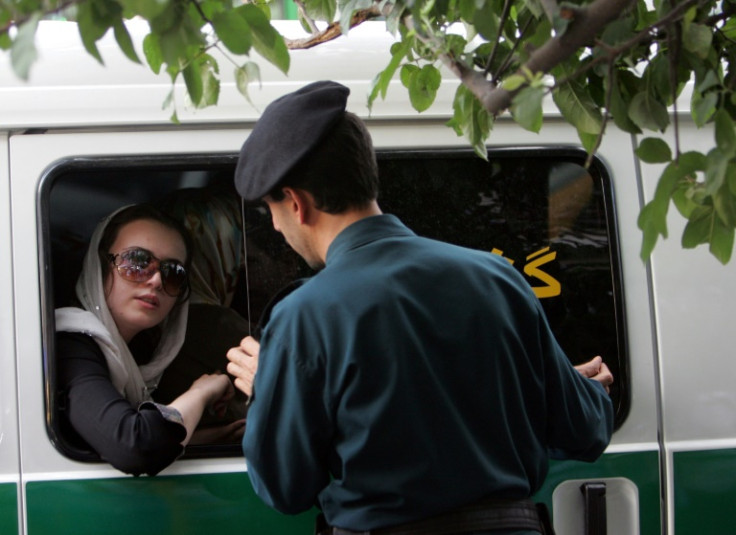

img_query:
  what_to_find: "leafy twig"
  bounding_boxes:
[284,5,386,49]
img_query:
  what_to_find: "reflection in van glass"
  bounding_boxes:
[42,148,626,464]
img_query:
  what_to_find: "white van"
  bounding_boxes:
[1,19,733,535]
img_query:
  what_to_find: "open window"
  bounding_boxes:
[40,147,627,463]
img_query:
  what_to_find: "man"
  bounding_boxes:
[227,80,614,534]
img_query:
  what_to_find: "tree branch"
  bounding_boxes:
[285,5,386,49]
[402,14,498,107]
[481,0,638,114]
[0,0,79,35]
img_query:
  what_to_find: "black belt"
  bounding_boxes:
[315,497,551,535]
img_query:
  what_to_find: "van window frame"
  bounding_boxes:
[38,146,629,464]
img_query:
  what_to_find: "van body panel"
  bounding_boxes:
[672,448,736,534]
[640,121,736,531]
[0,21,462,129]
[1,131,21,535]
[9,120,660,532]
[25,474,316,535]
[547,453,661,534]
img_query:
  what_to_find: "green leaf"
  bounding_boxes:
[303,0,337,22]
[691,90,718,127]
[714,183,736,226]
[653,152,706,208]
[143,32,164,74]
[728,163,736,195]
[697,70,721,93]
[503,73,527,92]
[113,20,140,63]
[400,64,419,88]
[235,61,261,105]
[636,137,672,163]
[714,109,736,155]
[705,148,730,195]
[683,22,713,59]
[672,186,699,218]
[628,91,669,132]
[646,54,672,104]
[338,0,373,35]
[552,79,602,135]
[199,56,220,108]
[447,85,492,159]
[76,0,122,65]
[119,0,169,20]
[182,61,203,106]
[723,14,736,40]
[212,10,253,55]
[239,5,290,74]
[599,16,636,48]
[608,74,641,134]
[681,206,712,248]
[473,1,500,40]
[10,14,40,80]
[405,65,441,112]
[369,40,410,108]
[459,0,476,21]
[0,31,11,51]
[578,130,599,153]
[511,86,544,133]
[638,200,667,260]
[710,218,734,264]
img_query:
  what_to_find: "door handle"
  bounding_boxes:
[580,481,607,535]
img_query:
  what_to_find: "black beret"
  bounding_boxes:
[234,80,351,201]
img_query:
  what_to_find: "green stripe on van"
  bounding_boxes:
[26,472,317,535]
[1,481,18,535]
[26,451,661,534]
[674,447,736,534]
[534,450,661,534]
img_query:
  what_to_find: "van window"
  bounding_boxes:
[40,148,627,463]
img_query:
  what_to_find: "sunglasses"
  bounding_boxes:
[107,247,188,297]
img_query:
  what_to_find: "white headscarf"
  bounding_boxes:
[55,205,189,405]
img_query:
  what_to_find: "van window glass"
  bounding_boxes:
[41,148,627,463]
[379,149,627,428]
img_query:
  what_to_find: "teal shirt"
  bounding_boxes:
[243,214,613,531]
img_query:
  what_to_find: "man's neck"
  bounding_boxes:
[313,201,382,262]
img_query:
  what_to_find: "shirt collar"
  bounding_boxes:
[325,214,415,265]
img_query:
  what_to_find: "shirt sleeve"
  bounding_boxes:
[56,332,187,476]
[242,332,331,514]
[537,305,614,461]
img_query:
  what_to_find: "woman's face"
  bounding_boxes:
[104,219,187,342]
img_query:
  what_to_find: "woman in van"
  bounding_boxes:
[55,204,236,476]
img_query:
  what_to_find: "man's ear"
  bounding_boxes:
[281,187,313,224]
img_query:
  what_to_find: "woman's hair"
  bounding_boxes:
[268,112,379,213]
[97,203,193,303]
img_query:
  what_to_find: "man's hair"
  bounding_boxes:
[268,112,379,213]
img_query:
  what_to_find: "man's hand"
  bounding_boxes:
[227,336,260,398]
[575,356,613,393]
